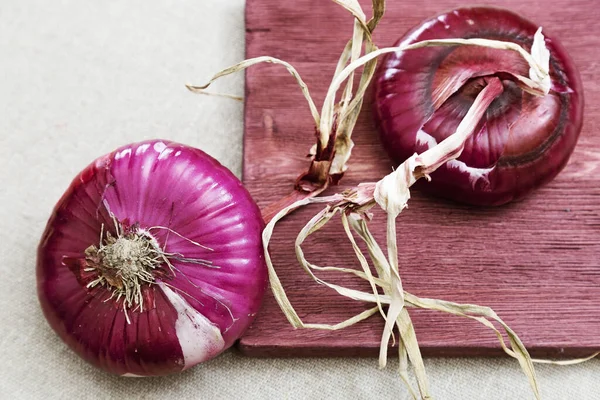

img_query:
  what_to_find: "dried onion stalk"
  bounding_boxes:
[188,1,596,398]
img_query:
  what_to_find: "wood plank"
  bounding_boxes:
[240,0,600,358]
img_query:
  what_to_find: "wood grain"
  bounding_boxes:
[240,0,600,358]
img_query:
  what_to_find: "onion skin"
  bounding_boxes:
[37,140,267,376]
[374,7,583,205]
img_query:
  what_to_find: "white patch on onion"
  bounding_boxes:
[153,141,167,153]
[159,283,225,369]
[383,68,399,80]
[158,147,174,160]
[115,148,132,160]
[135,142,151,155]
[446,159,493,190]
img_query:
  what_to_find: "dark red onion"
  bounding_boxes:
[37,140,267,376]
[374,7,583,205]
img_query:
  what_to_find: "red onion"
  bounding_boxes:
[374,7,583,205]
[37,140,267,376]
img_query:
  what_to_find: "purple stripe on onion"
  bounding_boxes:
[374,7,583,205]
[37,140,267,376]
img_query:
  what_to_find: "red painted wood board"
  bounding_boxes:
[239,0,600,358]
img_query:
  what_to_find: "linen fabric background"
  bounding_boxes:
[1,1,598,398]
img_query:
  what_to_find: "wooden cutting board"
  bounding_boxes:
[239,0,600,358]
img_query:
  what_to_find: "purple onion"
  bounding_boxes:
[37,140,267,376]
[374,7,583,205]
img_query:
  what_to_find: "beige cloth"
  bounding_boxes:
[1,1,597,398]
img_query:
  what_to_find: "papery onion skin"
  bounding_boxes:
[37,140,267,376]
[374,7,583,205]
